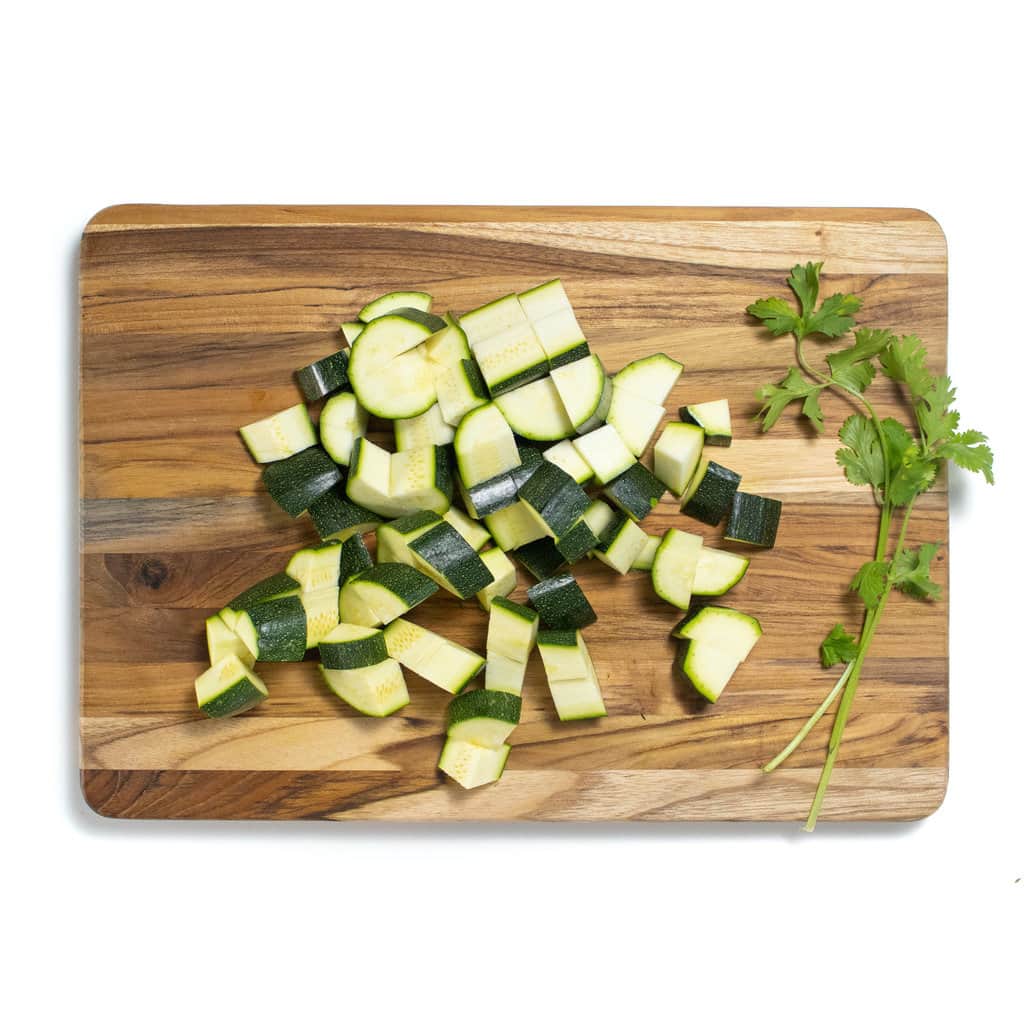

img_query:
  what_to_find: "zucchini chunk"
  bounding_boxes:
[383,619,483,693]
[692,547,750,596]
[542,633,606,721]
[680,399,732,446]
[537,629,589,682]
[425,315,471,370]
[239,403,316,464]
[725,492,783,548]
[486,597,540,663]
[319,392,370,466]
[295,350,350,402]
[308,484,383,542]
[606,386,665,457]
[593,513,649,575]
[510,441,545,490]
[650,529,703,612]
[340,321,365,345]
[339,534,374,583]
[673,605,762,702]
[554,516,599,564]
[681,461,742,526]
[613,353,684,405]
[383,617,446,668]
[376,510,444,564]
[393,403,455,450]
[572,423,636,484]
[300,587,340,648]
[527,573,597,630]
[442,506,491,551]
[629,534,661,572]
[390,444,453,515]
[348,314,437,419]
[485,653,529,696]
[262,445,343,517]
[223,571,301,621]
[603,462,666,522]
[286,541,342,591]
[339,563,438,627]
[459,294,549,395]
[494,375,575,441]
[319,622,389,670]
[205,615,256,669]
[542,438,595,484]
[438,737,511,789]
[233,595,308,662]
[345,438,398,517]
[550,354,612,435]
[358,290,432,323]
[195,655,269,719]
[435,357,490,427]
[476,547,518,610]
[484,501,547,551]
[518,278,590,368]
[447,689,522,746]
[408,521,495,599]
[653,422,704,496]
[319,659,410,716]
[461,470,519,518]
[514,537,566,581]
[454,402,521,488]
[517,461,591,540]
[581,499,619,548]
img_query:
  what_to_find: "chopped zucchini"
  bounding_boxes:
[300,586,341,648]
[527,573,597,630]
[554,516,599,564]
[348,314,437,419]
[286,541,342,592]
[233,595,308,662]
[484,501,547,551]
[435,357,490,427]
[674,606,762,702]
[376,510,443,565]
[550,354,611,434]
[485,652,529,695]
[537,629,589,682]
[443,506,491,551]
[650,529,703,611]
[393,403,455,450]
[630,534,660,571]
[205,614,255,669]
[408,521,495,599]
[681,461,742,526]
[486,597,540,663]
[681,399,732,446]
[358,290,432,323]
[308,484,383,541]
[518,278,589,368]
[319,392,369,466]
[239,403,316,464]
[724,492,783,548]
[340,321,365,344]
[653,422,704,496]
[603,462,666,522]
[262,445,342,517]
[593,513,649,575]
[510,441,545,491]
[581,499,619,548]
[606,386,665,457]
[319,659,410,716]
[454,402,520,488]
[195,655,269,718]
[518,461,591,539]
[692,547,750,596]
[476,547,517,610]
[425,315,471,370]
[514,537,566,581]
[494,376,574,441]
[416,639,485,694]
[447,689,522,746]
[345,438,400,518]
[459,294,549,395]
[319,622,388,670]
[438,737,511,789]
[223,571,301,619]
[544,635,606,721]
[572,423,635,484]
[339,534,373,583]
[383,617,446,669]
[461,470,519,518]
[339,563,438,627]
[295,350,350,402]
[613,353,684,405]
[542,438,595,484]
[390,444,453,515]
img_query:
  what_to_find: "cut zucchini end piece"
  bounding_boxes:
[357,290,432,323]
[239,403,316,464]
[195,656,268,718]
[438,738,511,789]
[319,660,410,716]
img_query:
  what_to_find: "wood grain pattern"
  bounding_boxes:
[79,205,949,821]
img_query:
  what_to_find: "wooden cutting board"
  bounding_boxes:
[79,205,949,821]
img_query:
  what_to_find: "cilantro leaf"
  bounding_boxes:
[820,623,859,668]
[746,296,801,337]
[936,429,995,484]
[788,262,822,317]
[836,414,884,488]
[916,375,959,449]
[878,418,936,506]
[889,543,942,600]
[878,334,933,398]
[829,359,875,394]
[804,292,862,339]
[747,263,859,342]
[850,560,889,609]
[756,367,824,432]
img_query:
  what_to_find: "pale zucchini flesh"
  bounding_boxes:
[475,547,518,610]
[358,290,432,323]
[319,392,370,466]
[239,404,316,464]
[438,738,511,789]
[654,422,705,496]
[300,587,341,648]
[454,403,521,488]
[394,403,455,450]
[542,438,594,484]
[483,500,548,551]
[494,376,574,441]
[572,423,636,484]
[518,279,589,367]
[195,655,269,718]
[550,354,611,434]
[613,353,684,405]
[484,652,529,695]
[651,529,703,611]
[607,386,666,457]
[319,659,410,716]
[205,615,256,669]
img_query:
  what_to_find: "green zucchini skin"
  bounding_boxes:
[227,571,301,611]
[385,307,447,332]
[682,462,742,526]
[409,522,495,599]
[554,517,599,563]
[447,689,522,730]
[510,441,545,490]
[319,630,388,670]
[514,537,567,581]
[527,573,597,630]
[308,483,383,541]
[295,350,350,401]
[466,471,519,517]
[725,492,782,548]
[199,675,267,718]
[339,534,373,583]
[603,462,666,522]
[242,595,307,662]
[518,461,591,538]
[262,445,343,517]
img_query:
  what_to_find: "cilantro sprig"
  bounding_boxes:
[749,263,993,830]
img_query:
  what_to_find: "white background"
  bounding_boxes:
[5,2,1020,1020]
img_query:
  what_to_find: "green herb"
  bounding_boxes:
[748,263,993,830]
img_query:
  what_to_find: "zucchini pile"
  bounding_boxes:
[197,281,782,789]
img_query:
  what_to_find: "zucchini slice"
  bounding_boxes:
[654,422,705,497]
[613,353,684,405]
[582,499,619,548]
[408,521,495,599]
[393,403,455,450]
[514,537,566,581]
[550,354,611,434]
[485,652,529,695]
[543,635,606,721]
[339,563,438,627]
[603,462,666,522]
[572,423,635,484]
[630,534,661,572]
[460,470,519,518]
[376,510,444,565]
[486,597,540,663]
[554,516,599,564]
[542,438,595,485]
[339,534,373,583]
[518,461,591,540]
[673,606,762,702]
[682,461,742,526]
[438,737,511,789]
[692,547,750,596]
[537,629,589,682]
[494,376,574,442]
[308,484,383,542]
[651,529,702,611]
[454,403,521,488]
[348,314,437,419]
[484,501,547,551]
[460,294,549,395]
[443,506,491,551]
[300,586,340,648]
[205,615,256,669]
[295,350,350,402]
[681,399,732,446]
[425,315,471,370]
[383,617,446,668]
[239,403,317,464]
[319,392,370,466]
[518,278,589,368]
[593,513,649,575]
[319,622,388,670]
[390,444,453,515]
[607,386,665,457]
[435,357,489,427]
[447,689,522,746]
[476,547,517,611]
[358,290,432,323]
[195,655,269,718]
[384,619,482,693]
[233,595,308,662]
[724,492,783,548]
[286,541,343,591]
[262,446,342,517]
[340,321,364,345]
[527,573,597,630]
[319,659,410,716]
